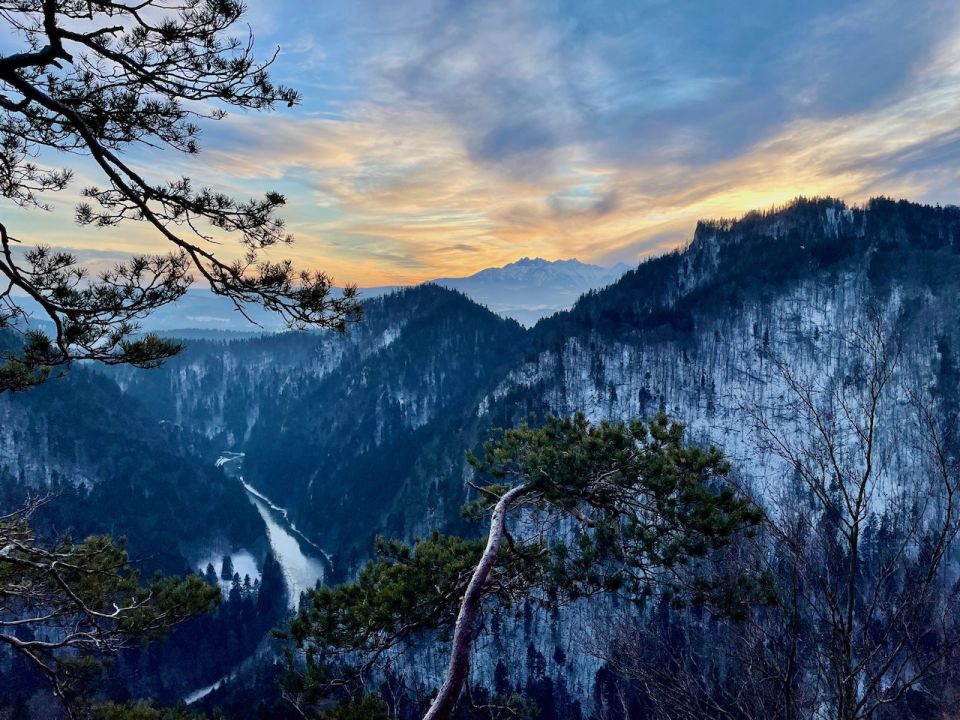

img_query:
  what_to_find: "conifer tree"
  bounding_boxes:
[0,0,361,392]
[257,551,287,617]
[0,498,219,714]
[228,572,242,604]
[285,414,764,720]
[220,554,234,582]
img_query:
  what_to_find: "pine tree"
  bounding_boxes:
[286,414,764,720]
[0,498,219,709]
[553,646,567,666]
[220,555,234,581]
[257,551,288,617]
[0,0,361,391]
[494,660,512,696]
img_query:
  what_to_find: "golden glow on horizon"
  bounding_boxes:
[7,33,960,287]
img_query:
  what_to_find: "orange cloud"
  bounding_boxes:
[8,27,960,288]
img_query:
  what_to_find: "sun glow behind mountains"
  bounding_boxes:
[6,0,960,286]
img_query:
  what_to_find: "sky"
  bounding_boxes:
[8,0,960,286]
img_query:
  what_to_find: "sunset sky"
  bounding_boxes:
[8,0,960,286]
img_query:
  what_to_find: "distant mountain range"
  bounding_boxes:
[7,196,960,715]
[429,257,631,326]
[9,257,630,334]
[174,256,628,331]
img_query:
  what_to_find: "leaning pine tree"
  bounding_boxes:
[285,413,767,720]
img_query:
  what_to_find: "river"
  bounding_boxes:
[241,477,327,607]
[184,453,328,703]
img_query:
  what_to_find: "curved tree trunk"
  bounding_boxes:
[422,484,528,720]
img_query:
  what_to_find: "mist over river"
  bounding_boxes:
[215,452,327,608]
[242,480,326,608]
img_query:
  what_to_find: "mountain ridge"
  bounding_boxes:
[429,256,630,326]
[10,193,960,715]
[11,256,629,335]
[103,195,960,564]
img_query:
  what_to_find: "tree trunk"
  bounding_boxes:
[422,484,528,720]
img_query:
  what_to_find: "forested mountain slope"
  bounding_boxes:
[7,196,960,717]
[499,197,960,463]
[108,197,960,574]
[0,351,266,575]
[112,286,529,570]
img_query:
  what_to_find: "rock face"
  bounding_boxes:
[33,195,959,710]
[111,197,960,560]
[486,198,960,492]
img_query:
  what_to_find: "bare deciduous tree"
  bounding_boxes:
[595,546,804,720]
[749,314,960,720]
[0,496,219,715]
[591,313,960,720]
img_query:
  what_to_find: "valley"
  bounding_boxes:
[4,196,960,719]
[216,452,328,607]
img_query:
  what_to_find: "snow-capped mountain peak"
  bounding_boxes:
[430,257,631,326]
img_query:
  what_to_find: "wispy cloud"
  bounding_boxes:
[8,0,960,286]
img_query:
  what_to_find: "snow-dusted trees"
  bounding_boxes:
[749,315,960,720]
[284,414,763,720]
[599,314,960,720]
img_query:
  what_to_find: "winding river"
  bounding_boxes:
[184,453,328,703]
[241,477,328,607]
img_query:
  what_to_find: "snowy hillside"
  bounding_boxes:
[82,195,960,715]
